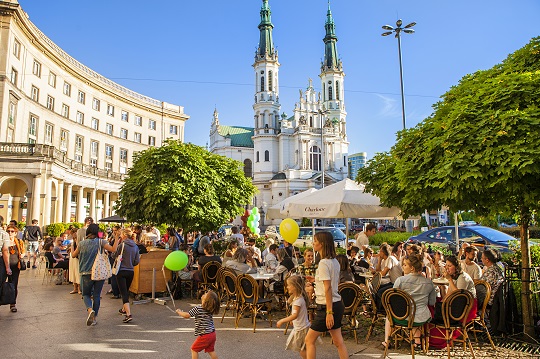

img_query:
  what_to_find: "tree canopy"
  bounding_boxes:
[115,140,257,232]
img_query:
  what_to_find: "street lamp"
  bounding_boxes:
[382,19,415,130]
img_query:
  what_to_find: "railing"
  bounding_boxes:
[0,143,125,181]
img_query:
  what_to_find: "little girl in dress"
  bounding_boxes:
[276,275,311,359]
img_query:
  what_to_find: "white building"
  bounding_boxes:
[0,0,189,225]
[210,0,349,224]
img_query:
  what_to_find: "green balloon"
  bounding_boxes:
[247,219,254,228]
[164,250,188,271]
[251,207,259,214]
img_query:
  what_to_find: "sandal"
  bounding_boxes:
[10,305,17,313]
[69,290,78,294]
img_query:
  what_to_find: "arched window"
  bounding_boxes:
[244,159,253,178]
[309,146,321,171]
[328,86,333,101]
[264,150,270,162]
[322,83,326,101]
[268,71,273,91]
[336,81,340,100]
[256,151,260,162]
[260,76,265,92]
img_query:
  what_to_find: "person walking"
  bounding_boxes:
[72,223,119,326]
[23,219,42,268]
[5,223,23,312]
[116,228,140,323]
[0,216,11,297]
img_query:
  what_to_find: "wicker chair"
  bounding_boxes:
[466,280,496,349]
[198,261,221,295]
[338,282,365,343]
[220,268,238,324]
[365,276,387,343]
[236,274,273,332]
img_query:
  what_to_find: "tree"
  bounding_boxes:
[115,140,257,233]
[358,37,540,336]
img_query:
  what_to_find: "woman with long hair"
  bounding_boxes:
[116,228,140,323]
[304,232,348,359]
[5,224,25,312]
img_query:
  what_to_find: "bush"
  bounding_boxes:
[370,231,419,247]
[46,223,68,237]
[504,240,540,267]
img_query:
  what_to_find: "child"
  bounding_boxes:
[176,290,220,359]
[276,275,311,359]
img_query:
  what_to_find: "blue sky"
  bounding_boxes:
[18,0,539,159]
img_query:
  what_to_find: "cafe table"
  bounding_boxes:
[432,277,449,286]
[249,271,275,298]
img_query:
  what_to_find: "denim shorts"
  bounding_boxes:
[26,241,39,254]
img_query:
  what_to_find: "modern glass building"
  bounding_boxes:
[348,152,367,180]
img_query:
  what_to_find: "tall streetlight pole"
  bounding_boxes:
[382,19,415,130]
[313,109,329,188]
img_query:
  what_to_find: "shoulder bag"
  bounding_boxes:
[91,239,112,281]
[111,243,124,275]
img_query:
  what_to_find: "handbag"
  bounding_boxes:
[15,239,26,270]
[111,243,124,275]
[91,239,112,281]
[0,281,16,305]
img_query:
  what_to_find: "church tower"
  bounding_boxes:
[252,0,281,186]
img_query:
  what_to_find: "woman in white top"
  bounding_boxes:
[304,232,348,359]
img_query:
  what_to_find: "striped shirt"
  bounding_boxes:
[188,306,215,336]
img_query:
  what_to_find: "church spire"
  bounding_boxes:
[322,1,341,71]
[256,0,276,60]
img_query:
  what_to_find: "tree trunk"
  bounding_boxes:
[520,205,534,338]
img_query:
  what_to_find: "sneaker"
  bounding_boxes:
[27,261,30,268]
[119,308,126,315]
[32,265,37,269]
[123,315,132,323]
[111,295,121,299]
[86,310,95,326]
[91,320,97,326]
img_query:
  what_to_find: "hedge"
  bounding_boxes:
[45,222,109,237]
[369,231,420,247]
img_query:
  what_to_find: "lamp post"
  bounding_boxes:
[382,19,415,130]
[312,109,329,188]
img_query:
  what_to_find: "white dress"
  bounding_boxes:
[285,296,311,352]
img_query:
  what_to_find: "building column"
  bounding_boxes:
[43,176,52,225]
[30,175,42,223]
[77,187,85,223]
[90,188,97,220]
[64,183,72,223]
[55,180,64,223]
[104,191,110,218]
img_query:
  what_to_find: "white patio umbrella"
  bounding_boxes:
[266,188,318,220]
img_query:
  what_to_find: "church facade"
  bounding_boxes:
[210,0,349,224]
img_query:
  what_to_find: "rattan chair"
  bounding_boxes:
[338,282,365,343]
[198,261,221,294]
[382,288,428,358]
[466,280,496,349]
[236,274,273,332]
[215,266,228,302]
[430,289,476,359]
[371,271,382,293]
[365,276,387,343]
[220,268,238,324]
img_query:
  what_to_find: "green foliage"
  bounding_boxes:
[16,222,25,231]
[46,223,68,237]
[115,140,257,233]
[419,216,428,228]
[301,218,312,226]
[499,226,540,239]
[504,240,540,267]
[370,231,419,247]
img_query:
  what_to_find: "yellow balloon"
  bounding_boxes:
[280,218,300,244]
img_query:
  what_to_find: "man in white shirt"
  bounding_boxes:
[230,226,244,247]
[355,223,376,250]
[264,244,279,269]
[461,246,482,280]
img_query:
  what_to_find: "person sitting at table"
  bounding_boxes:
[197,243,222,267]
[264,244,279,270]
[462,246,482,280]
[297,248,317,277]
[222,239,238,264]
[272,248,294,281]
[223,248,256,275]
[246,246,262,267]
[43,242,69,282]
[383,254,436,350]
[336,254,354,283]
[176,244,198,280]
[347,246,360,267]
[357,247,373,271]
[51,238,69,268]
[375,244,402,309]
[480,248,504,306]
[261,238,274,260]
[429,250,445,279]
[245,237,262,263]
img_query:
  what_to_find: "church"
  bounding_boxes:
[209,0,349,225]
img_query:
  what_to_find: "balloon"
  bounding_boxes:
[251,207,258,214]
[247,219,254,228]
[280,218,299,244]
[255,227,261,235]
[254,214,261,221]
[164,250,188,271]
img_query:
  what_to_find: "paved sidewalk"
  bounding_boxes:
[0,269,536,359]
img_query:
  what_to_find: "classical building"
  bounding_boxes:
[348,152,368,180]
[0,0,188,225]
[210,0,349,224]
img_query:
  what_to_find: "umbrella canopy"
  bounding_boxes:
[282,178,400,219]
[98,214,127,223]
[266,188,318,219]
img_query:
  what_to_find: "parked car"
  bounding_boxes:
[329,223,346,232]
[218,224,233,237]
[407,225,515,253]
[350,224,364,232]
[378,224,398,232]
[296,226,349,248]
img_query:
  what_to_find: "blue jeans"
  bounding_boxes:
[80,274,105,316]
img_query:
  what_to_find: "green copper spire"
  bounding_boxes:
[322,1,341,71]
[256,0,276,60]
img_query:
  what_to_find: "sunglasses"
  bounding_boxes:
[7,231,16,233]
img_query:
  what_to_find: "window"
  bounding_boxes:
[32,60,41,77]
[105,145,113,160]
[244,159,253,178]
[75,136,83,162]
[120,128,128,139]
[134,132,141,143]
[48,72,56,87]
[256,151,260,162]
[169,125,178,135]
[134,115,142,126]
[121,110,128,122]
[10,68,18,86]
[13,39,21,59]
[91,118,99,130]
[61,104,69,118]
[60,129,68,151]
[264,150,270,162]
[31,86,39,102]
[8,101,16,125]
[335,81,340,101]
[45,123,53,144]
[105,162,113,171]
[78,91,86,104]
[309,146,321,171]
[63,82,71,96]
[149,119,156,130]
[120,148,128,163]
[148,136,156,146]
[260,76,265,92]
[29,115,38,136]
[46,95,55,111]
[106,123,113,135]
[107,104,114,116]
[90,158,97,168]
[92,98,100,111]
[90,141,99,158]
[328,85,333,101]
[268,71,273,91]
[76,111,84,125]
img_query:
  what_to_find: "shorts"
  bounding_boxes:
[310,301,344,333]
[191,331,216,353]
[26,241,39,255]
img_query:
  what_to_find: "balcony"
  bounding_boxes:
[0,142,126,181]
